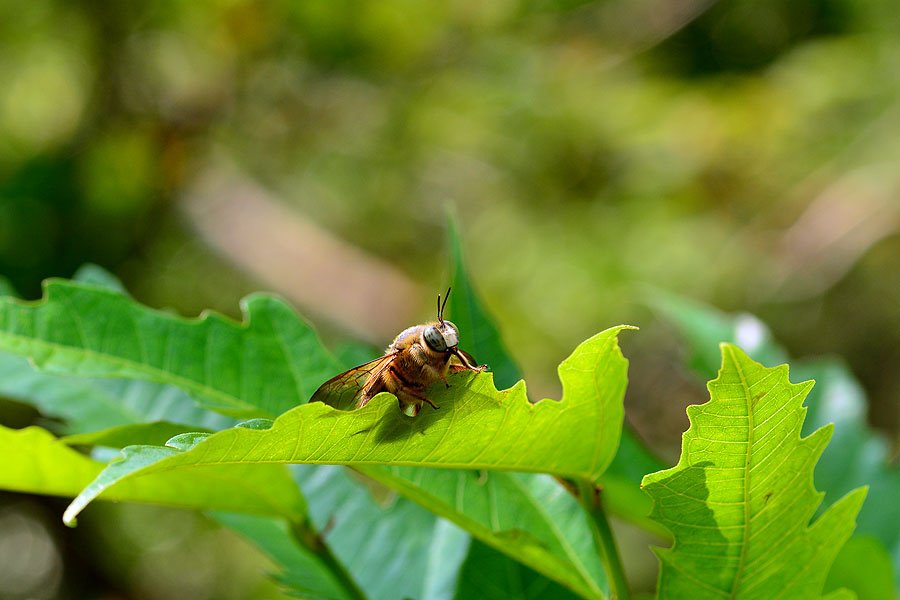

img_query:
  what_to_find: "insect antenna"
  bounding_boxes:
[438,287,451,324]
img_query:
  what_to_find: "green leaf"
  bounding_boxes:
[642,344,867,599]
[0,275,16,298]
[454,539,582,600]
[72,263,129,294]
[1,267,629,597]
[64,326,632,526]
[0,424,305,521]
[221,467,586,600]
[825,536,895,600]
[0,265,232,434]
[599,429,666,535]
[210,512,359,600]
[652,292,899,589]
[794,359,900,573]
[0,352,232,434]
[0,280,342,418]
[294,465,471,600]
[358,466,607,599]
[0,425,113,498]
[446,234,664,533]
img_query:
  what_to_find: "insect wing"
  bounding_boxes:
[310,354,397,411]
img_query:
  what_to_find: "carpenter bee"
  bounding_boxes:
[310,288,486,416]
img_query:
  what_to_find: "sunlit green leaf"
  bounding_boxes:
[652,292,899,591]
[0,269,631,598]
[0,424,305,521]
[64,325,631,526]
[642,344,867,599]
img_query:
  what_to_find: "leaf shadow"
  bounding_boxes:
[370,375,489,444]
[372,395,452,443]
[644,461,733,594]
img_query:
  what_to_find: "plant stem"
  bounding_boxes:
[291,518,368,600]
[577,479,631,600]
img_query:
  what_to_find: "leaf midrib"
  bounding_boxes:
[729,346,753,599]
[116,452,598,478]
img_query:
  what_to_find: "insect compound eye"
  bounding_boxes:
[440,321,459,348]
[423,325,448,352]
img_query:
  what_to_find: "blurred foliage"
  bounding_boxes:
[1,0,899,597]
[1,0,898,428]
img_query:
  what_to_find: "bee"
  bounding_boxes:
[310,288,486,416]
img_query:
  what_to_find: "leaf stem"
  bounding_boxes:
[290,519,368,600]
[577,479,631,600]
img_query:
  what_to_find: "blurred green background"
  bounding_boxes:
[1,0,898,597]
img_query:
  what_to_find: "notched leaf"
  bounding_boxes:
[642,344,867,600]
[0,280,342,418]
[64,326,634,526]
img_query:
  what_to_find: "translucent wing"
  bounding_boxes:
[309,353,399,411]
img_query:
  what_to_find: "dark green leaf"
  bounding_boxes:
[0,280,342,418]
[0,352,232,434]
[454,539,582,600]
[294,465,470,600]
[210,512,358,600]
[358,466,608,599]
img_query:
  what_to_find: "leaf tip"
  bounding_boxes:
[236,418,275,431]
[166,432,211,451]
[62,498,87,527]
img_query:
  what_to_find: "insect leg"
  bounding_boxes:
[400,386,439,410]
[451,348,487,371]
